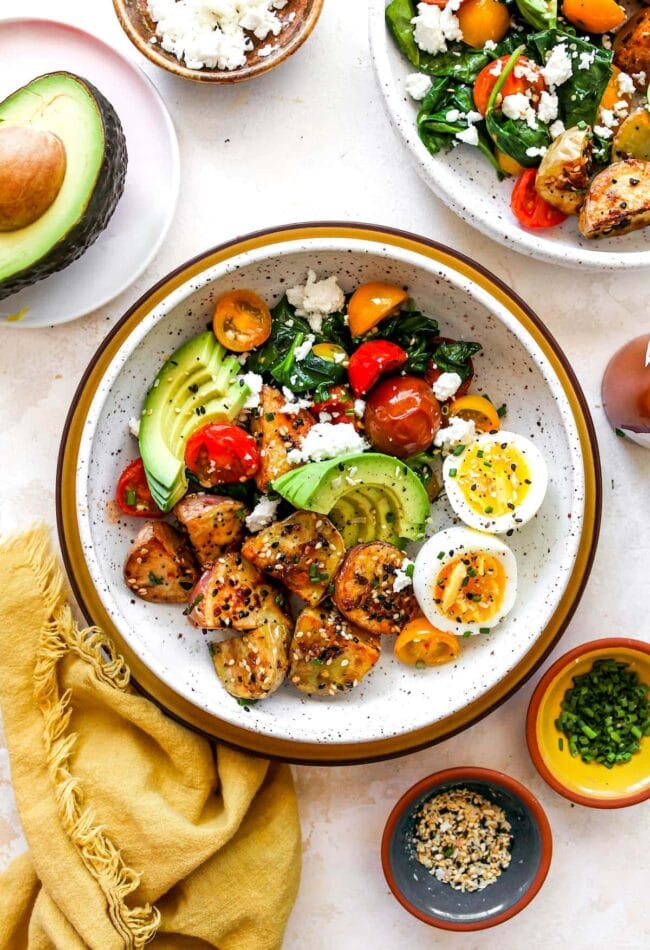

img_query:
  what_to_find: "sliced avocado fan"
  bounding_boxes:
[273,453,430,548]
[139,332,250,512]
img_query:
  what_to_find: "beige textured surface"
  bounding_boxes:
[1,1,649,947]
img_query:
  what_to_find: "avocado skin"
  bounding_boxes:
[0,73,128,301]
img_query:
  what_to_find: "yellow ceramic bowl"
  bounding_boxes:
[527,639,650,808]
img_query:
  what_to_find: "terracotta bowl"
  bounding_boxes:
[112,0,324,83]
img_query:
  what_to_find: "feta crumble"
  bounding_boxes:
[245,495,280,533]
[526,146,547,158]
[406,72,433,101]
[286,423,368,465]
[128,417,141,439]
[393,559,415,593]
[593,125,613,140]
[456,125,479,146]
[279,386,312,415]
[354,398,366,419]
[411,0,463,56]
[502,93,534,122]
[537,91,558,125]
[434,416,476,452]
[287,270,345,333]
[431,372,462,402]
[238,371,264,409]
[541,45,573,88]
[294,334,315,361]
[549,119,566,139]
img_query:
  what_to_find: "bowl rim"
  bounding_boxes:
[381,766,553,932]
[112,0,324,84]
[56,221,602,765]
[526,637,650,809]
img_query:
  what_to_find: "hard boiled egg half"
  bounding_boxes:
[413,526,517,637]
[443,431,548,534]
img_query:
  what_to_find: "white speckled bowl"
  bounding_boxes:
[368,0,650,270]
[57,224,601,763]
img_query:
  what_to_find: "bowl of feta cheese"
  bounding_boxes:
[113,0,324,82]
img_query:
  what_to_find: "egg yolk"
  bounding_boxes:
[455,442,532,519]
[434,552,506,625]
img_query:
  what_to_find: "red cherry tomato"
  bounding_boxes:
[511,169,568,230]
[347,341,408,397]
[312,384,361,428]
[184,423,259,487]
[116,458,164,518]
[473,55,545,116]
[424,337,475,399]
[364,376,442,458]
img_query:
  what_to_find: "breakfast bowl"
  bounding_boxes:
[112,0,324,84]
[57,222,600,764]
[527,638,650,808]
[381,767,552,931]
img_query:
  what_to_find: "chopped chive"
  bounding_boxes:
[497,404,507,418]
[148,571,164,586]
[452,443,466,456]
[405,563,415,578]
[479,627,490,635]
[125,489,137,507]
[484,506,494,514]
[448,467,457,477]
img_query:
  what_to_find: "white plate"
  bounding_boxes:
[368,0,650,270]
[0,18,179,328]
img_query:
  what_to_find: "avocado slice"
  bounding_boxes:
[0,72,127,300]
[139,332,250,512]
[273,453,429,545]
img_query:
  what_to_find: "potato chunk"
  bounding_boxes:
[579,160,650,238]
[174,493,247,567]
[211,617,291,701]
[124,522,199,603]
[187,551,289,630]
[614,10,650,86]
[250,385,315,492]
[535,127,593,215]
[612,109,650,163]
[289,606,381,696]
[333,541,418,636]
[242,511,345,606]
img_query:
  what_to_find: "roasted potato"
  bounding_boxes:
[210,616,291,701]
[250,385,315,492]
[535,127,593,215]
[614,10,650,86]
[242,511,345,606]
[289,606,381,696]
[333,542,419,636]
[187,551,289,630]
[124,522,199,603]
[174,493,247,567]
[579,159,650,238]
[612,108,650,162]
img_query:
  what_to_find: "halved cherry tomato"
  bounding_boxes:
[394,618,460,667]
[496,148,525,178]
[213,289,271,353]
[312,342,349,366]
[424,338,475,398]
[184,423,259,487]
[347,283,408,338]
[347,340,407,397]
[312,384,360,428]
[598,65,633,130]
[364,376,442,458]
[448,394,500,432]
[116,458,164,518]
[457,0,510,49]
[563,0,625,34]
[473,55,545,117]
[511,168,568,230]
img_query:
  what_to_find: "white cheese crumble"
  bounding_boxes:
[286,270,345,334]
[446,109,461,122]
[456,125,479,146]
[598,108,617,131]
[502,93,534,122]
[411,0,463,56]
[128,417,141,438]
[354,398,366,419]
[434,416,476,452]
[245,495,280,533]
[537,91,558,125]
[238,371,264,409]
[541,45,573,88]
[577,50,596,71]
[286,423,368,465]
[549,119,566,139]
[483,39,497,52]
[431,372,462,402]
[593,125,613,140]
[279,386,312,415]
[632,71,647,87]
[293,334,315,361]
[393,559,415,593]
[405,72,433,101]
[526,146,547,158]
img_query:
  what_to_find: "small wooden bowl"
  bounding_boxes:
[112,0,324,83]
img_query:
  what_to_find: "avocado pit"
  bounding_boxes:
[0,126,66,231]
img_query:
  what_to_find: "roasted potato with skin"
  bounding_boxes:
[174,493,247,567]
[124,522,199,603]
[612,108,650,163]
[614,9,650,86]
[333,541,419,636]
[250,385,315,492]
[289,606,381,696]
[187,551,289,630]
[535,127,593,215]
[210,617,291,701]
[242,511,345,606]
[579,159,650,238]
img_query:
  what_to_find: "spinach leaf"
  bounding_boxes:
[245,295,312,375]
[364,306,440,373]
[515,0,557,30]
[432,341,482,381]
[269,332,346,394]
[319,310,351,349]
[404,452,443,501]
[485,111,551,166]
[385,0,421,68]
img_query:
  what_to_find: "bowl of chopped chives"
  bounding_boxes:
[527,638,650,809]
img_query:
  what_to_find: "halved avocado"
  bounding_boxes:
[0,72,127,300]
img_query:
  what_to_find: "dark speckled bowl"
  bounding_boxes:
[382,767,552,932]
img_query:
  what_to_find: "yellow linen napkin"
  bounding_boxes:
[0,527,301,949]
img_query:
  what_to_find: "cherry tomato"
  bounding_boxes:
[347,341,408,397]
[457,0,510,48]
[511,168,568,230]
[184,423,259,487]
[496,148,525,178]
[424,338,475,398]
[448,394,500,432]
[473,55,545,117]
[213,289,271,353]
[347,282,408,338]
[394,618,460,667]
[116,458,164,518]
[312,384,360,427]
[598,65,633,131]
[563,0,625,34]
[364,376,442,458]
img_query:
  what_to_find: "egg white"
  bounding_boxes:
[413,526,518,637]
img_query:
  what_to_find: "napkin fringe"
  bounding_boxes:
[11,526,162,948]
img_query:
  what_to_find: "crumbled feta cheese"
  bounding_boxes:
[466,110,483,125]
[502,93,534,122]
[128,417,141,438]
[286,423,368,465]
[593,125,613,140]
[431,372,462,402]
[602,34,612,51]
[446,109,461,122]
[542,45,573,88]
[489,59,503,77]
[235,352,250,365]
[286,270,345,333]
[526,146,547,158]
[537,90,558,125]
[411,0,463,56]
[434,416,476,452]
[354,398,366,419]
[577,50,596,71]
[258,43,275,57]
[279,386,312,415]
[632,71,647,87]
[405,73,433,101]
[616,72,633,97]
[549,119,566,139]
[245,496,280,533]
[598,108,617,130]
[318,411,333,423]
[393,559,415,593]
[456,125,479,146]
[238,371,264,409]
[483,39,497,52]
[294,334,315,361]
[613,99,630,119]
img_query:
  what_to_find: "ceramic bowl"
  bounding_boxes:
[57,223,601,763]
[113,0,323,84]
[381,767,552,931]
[368,0,650,270]
[527,638,650,808]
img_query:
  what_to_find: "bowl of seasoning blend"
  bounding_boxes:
[527,638,650,808]
[381,767,552,932]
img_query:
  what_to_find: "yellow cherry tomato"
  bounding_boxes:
[496,148,525,177]
[597,66,633,130]
[562,0,626,34]
[347,282,408,338]
[312,342,349,365]
[394,619,460,667]
[213,289,271,353]
[448,394,501,433]
[458,0,511,49]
